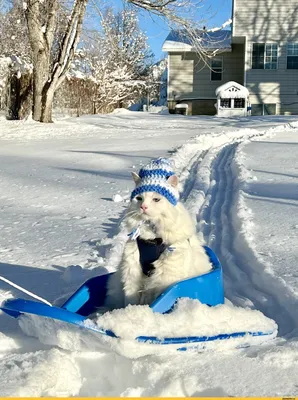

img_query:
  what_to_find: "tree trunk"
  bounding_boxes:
[6,68,21,120]
[26,0,88,123]
[32,51,50,122]
[6,66,32,120]
[41,86,55,122]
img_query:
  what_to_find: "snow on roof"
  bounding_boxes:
[162,30,232,53]
[215,81,249,99]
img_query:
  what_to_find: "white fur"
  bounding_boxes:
[106,178,212,308]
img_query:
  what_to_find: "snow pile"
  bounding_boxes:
[0,332,19,356]
[0,289,13,306]
[62,264,85,283]
[18,315,103,352]
[228,128,298,333]
[112,193,124,202]
[95,298,277,340]
[147,105,169,114]
[111,108,132,115]
[17,299,277,359]
[0,349,81,396]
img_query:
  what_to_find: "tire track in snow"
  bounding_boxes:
[201,142,298,337]
[179,150,209,202]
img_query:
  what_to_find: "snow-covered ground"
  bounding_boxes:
[0,110,298,396]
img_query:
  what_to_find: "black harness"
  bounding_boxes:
[137,237,166,277]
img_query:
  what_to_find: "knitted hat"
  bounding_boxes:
[131,158,179,206]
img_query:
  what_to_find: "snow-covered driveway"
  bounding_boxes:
[0,111,298,396]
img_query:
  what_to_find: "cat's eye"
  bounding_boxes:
[136,196,142,201]
[153,198,161,202]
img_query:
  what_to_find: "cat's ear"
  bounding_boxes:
[131,172,141,186]
[167,175,178,188]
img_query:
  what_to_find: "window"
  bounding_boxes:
[252,43,265,69]
[251,104,276,116]
[287,43,298,69]
[251,104,263,116]
[211,57,223,81]
[252,43,277,69]
[234,98,245,108]
[264,104,276,115]
[220,98,231,108]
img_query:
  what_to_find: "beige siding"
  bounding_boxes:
[233,0,298,41]
[233,0,298,114]
[168,44,245,101]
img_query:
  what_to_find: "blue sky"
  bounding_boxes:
[138,0,233,60]
[87,0,232,61]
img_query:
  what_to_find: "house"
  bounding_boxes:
[162,0,298,116]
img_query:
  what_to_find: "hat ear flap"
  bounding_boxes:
[131,172,141,186]
[167,175,178,188]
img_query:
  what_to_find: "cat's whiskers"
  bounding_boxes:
[122,210,137,219]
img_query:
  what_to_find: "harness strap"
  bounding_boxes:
[137,237,167,277]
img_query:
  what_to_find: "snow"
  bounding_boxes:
[162,30,232,53]
[14,302,277,360]
[0,332,19,356]
[112,193,124,202]
[95,297,277,340]
[208,18,233,32]
[215,81,249,99]
[0,112,298,395]
[175,103,189,109]
[0,276,52,306]
[0,349,81,397]
[0,57,11,93]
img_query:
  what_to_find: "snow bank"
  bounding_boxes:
[229,125,298,334]
[0,332,19,355]
[110,108,132,115]
[95,298,277,340]
[0,348,81,396]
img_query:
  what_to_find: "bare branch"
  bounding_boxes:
[45,0,59,51]
[126,0,231,64]
[51,0,88,88]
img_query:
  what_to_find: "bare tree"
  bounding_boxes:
[23,0,229,123]
[0,1,32,118]
[92,0,232,69]
[25,0,87,122]
[82,7,153,112]
[0,0,31,63]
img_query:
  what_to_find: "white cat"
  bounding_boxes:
[106,160,212,309]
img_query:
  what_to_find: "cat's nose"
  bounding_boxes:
[141,204,148,211]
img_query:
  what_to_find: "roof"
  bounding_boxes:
[162,30,232,53]
[215,81,249,99]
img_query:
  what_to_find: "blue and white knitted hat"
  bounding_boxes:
[131,158,179,206]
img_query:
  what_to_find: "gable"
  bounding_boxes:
[215,81,249,98]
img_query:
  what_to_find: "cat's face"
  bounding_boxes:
[129,172,178,222]
[132,191,170,220]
